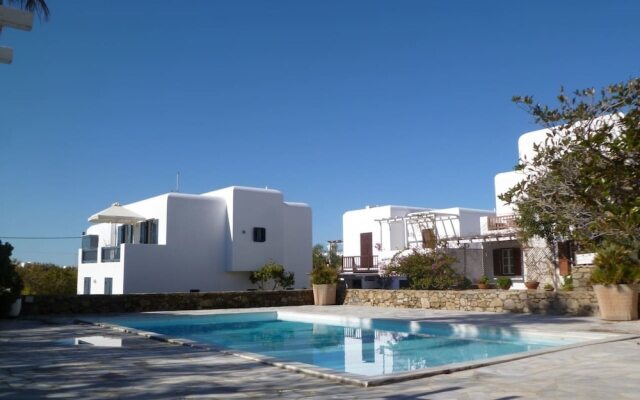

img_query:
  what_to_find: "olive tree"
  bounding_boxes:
[501,78,640,250]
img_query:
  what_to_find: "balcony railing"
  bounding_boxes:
[342,255,379,273]
[487,214,518,231]
[101,246,121,262]
[81,249,97,263]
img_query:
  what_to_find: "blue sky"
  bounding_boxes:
[1,0,638,266]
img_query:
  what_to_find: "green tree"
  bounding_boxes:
[17,263,77,295]
[386,249,463,290]
[502,78,640,250]
[249,261,295,290]
[312,244,326,269]
[0,241,23,315]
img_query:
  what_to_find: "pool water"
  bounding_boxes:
[97,312,578,377]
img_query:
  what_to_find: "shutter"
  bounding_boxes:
[150,220,158,244]
[140,221,148,244]
[493,249,501,276]
[513,248,523,276]
[117,225,124,246]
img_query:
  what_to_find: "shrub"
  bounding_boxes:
[478,275,490,285]
[591,242,640,285]
[544,283,554,291]
[17,263,77,295]
[310,265,338,285]
[561,276,574,291]
[496,277,513,290]
[386,249,463,290]
[250,262,295,290]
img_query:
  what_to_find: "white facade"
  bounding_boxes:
[342,205,494,285]
[77,186,311,294]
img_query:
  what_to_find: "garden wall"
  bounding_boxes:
[20,289,314,316]
[343,289,600,316]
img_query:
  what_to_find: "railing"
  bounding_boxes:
[81,249,97,263]
[342,255,379,273]
[487,214,518,231]
[101,246,121,262]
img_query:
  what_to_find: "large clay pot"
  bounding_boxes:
[313,284,336,305]
[524,281,540,290]
[593,284,639,321]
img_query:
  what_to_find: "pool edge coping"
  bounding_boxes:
[76,311,640,387]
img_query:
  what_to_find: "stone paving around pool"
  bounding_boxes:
[1,305,640,399]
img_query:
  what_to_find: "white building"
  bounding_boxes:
[77,186,311,295]
[342,205,495,288]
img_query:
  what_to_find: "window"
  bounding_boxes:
[253,227,266,242]
[117,224,134,245]
[81,235,98,250]
[139,219,158,244]
[492,247,522,276]
[501,248,515,275]
[83,277,91,295]
[104,278,113,295]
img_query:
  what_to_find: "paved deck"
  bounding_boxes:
[2,306,640,399]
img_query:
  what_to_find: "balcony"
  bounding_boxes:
[101,246,121,262]
[342,255,379,273]
[487,214,518,231]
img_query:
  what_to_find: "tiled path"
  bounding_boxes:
[2,306,640,399]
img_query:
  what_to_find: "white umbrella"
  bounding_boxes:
[88,202,145,224]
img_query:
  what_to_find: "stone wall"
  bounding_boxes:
[20,290,314,316]
[343,289,599,316]
[571,265,594,291]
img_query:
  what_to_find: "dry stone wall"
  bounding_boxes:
[20,290,313,316]
[343,289,599,316]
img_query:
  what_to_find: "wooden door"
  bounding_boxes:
[360,232,373,269]
[558,241,572,276]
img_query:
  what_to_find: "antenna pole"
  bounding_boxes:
[176,172,180,192]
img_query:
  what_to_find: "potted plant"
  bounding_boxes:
[560,276,574,291]
[310,265,339,305]
[590,243,640,321]
[544,283,554,292]
[496,276,512,290]
[477,275,491,289]
[0,241,23,318]
[524,281,540,290]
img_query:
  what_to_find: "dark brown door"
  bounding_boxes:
[558,241,572,276]
[360,232,373,269]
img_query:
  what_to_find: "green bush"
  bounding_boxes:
[386,249,463,290]
[309,265,338,285]
[496,277,513,290]
[478,275,490,285]
[250,262,295,290]
[591,243,640,285]
[561,276,574,291]
[0,241,23,316]
[17,263,77,295]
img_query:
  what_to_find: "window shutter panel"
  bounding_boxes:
[140,221,147,243]
[493,249,501,276]
[513,248,523,276]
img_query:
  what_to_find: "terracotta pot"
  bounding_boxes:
[524,281,540,290]
[477,283,490,289]
[313,284,337,305]
[594,284,639,321]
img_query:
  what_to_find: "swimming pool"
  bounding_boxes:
[92,311,619,386]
